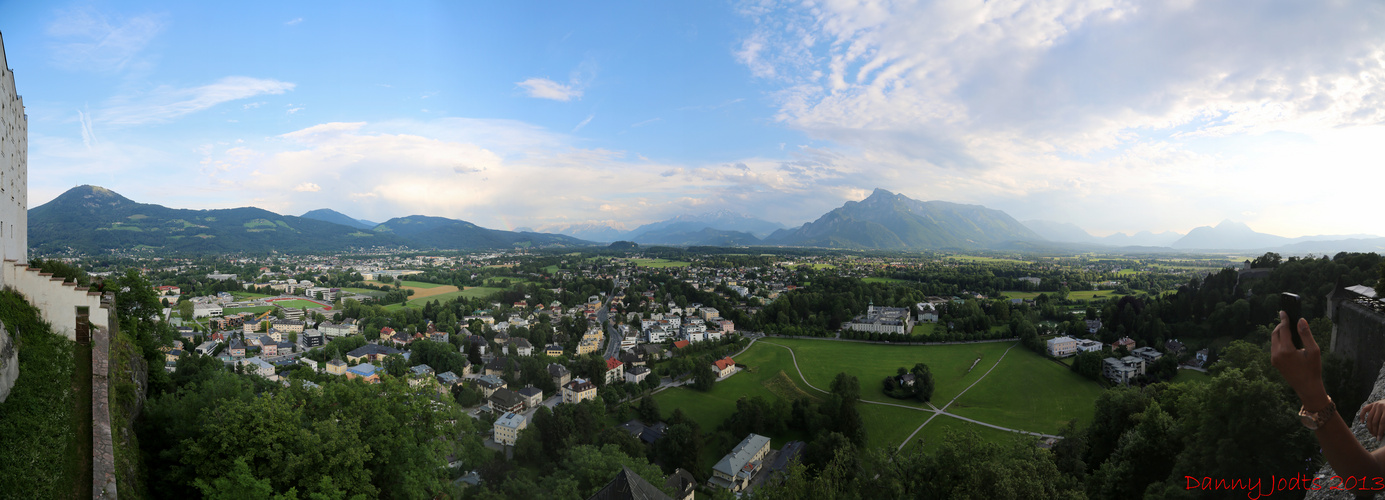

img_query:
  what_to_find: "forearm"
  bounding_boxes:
[1303,392,1385,484]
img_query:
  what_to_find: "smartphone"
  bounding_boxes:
[1282,292,1303,349]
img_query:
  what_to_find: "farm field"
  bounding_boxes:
[946,255,1028,264]
[628,258,691,268]
[946,347,1104,434]
[761,339,1012,408]
[1000,290,1122,301]
[384,286,504,310]
[365,280,462,300]
[339,287,385,296]
[483,276,530,286]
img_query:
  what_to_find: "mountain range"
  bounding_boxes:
[28,186,590,254]
[25,185,1385,254]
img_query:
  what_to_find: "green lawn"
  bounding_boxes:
[946,255,1028,264]
[231,291,273,300]
[761,339,1013,408]
[224,306,276,315]
[911,323,937,336]
[339,287,385,296]
[543,265,560,274]
[629,258,691,268]
[946,347,1104,435]
[905,415,1027,453]
[1171,369,1212,385]
[484,276,530,286]
[400,280,445,288]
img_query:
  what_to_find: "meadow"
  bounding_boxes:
[628,258,691,268]
[945,348,1105,434]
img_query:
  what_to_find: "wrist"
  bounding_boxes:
[1298,385,1331,410]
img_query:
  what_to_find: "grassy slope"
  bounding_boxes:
[947,348,1104,434]
[763,339,1011,407]
[0,292,90,498]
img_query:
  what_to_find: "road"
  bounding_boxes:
[760,339,1064,449]
[598,284,621,359]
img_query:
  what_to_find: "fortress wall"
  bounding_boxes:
[0,31,27,272]
[3,262,111,341]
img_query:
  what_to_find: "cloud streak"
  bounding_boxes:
[46,8,167,73]
[98,77,296,125]
[516,77,583,101]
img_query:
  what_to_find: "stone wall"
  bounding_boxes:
[1327,288,1385,407]
[92,323,116,499]
[1307,358,1385,499]
[0,320,15,403]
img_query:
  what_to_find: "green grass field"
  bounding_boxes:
[224,306,275,315]
[268,299,329,309]
[761,339,1013,408]
[946,255,1028,264]
[911,323,937,336]
[905,415,1027,453]
[1171,369,1212,385]
[946,348,1104,434]
[543,265,560,274]
[383,286,504,310]
[231,291,274,300]
[400,280,445,288]
[484,276,530,286]
[339,287,386,296]
[629,258,691,268]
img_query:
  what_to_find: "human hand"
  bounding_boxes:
[1362,401,1385,439]
[1270,310,1329,409]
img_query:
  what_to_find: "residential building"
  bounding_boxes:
[493,412,527,447]
[489,388,526,414]
[272,319,305,334]
[242,357,276,379]
[476,375,507,397]
[506,337,534,356]
[562,378,597,404]
[549,363,572,388]
[229,340,246,358]
[1075,339,1104,353]
[409,364,436,386]
[195,341,219,356]
[1111,336,1136,352]
[1086,319,1104,334]
[1131,346,1163,363]
[545,344,564,357]
[710,433,772,491]
[1102,356,1146,385]
[625,365,651,384]
[712,356,736,378]
[300,329,324,348]
[1046,336,1078,357]
[605,357,625,385]
[346,344,402,364]
[665,469,697,500]
[326,358,348,376]
[518,386,543,409]
[915,303,940,323]
[1166,339,1187,357]
[589,466,672,500]
[262,342,279,357]
[437,371,461,387]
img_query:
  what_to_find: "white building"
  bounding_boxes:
[494,412,527,446]
[1103,356,1146,385]
[1046,336,1077,357]
[843,305,914,335]
[1074,339,1104,353]
[710,433,771,491]
[1131,346,1163,363]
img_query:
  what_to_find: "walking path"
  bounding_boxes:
[760,340,1063,450]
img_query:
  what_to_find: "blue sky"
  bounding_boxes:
[3,0,1385,238]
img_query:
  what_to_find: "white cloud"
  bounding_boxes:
[285,18,303,26]
[46,8,166,73]
[293,182,320,192]
[99,77,296,125]
[77,109,96,149]
[516,77,583,101]
[729,0,1385,236]
[287,107,305,114]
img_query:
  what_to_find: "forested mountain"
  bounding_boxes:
[300,208,377,230]
[28,186,401,254]
[371,215,592,250]
[28,186,593,254]
[765,188,1042,249]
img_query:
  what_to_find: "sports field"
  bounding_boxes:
[266,298,330,310]
[382,286,504,310]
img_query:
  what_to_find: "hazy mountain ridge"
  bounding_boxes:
[766,189,1042,249]
[372,215,591,250]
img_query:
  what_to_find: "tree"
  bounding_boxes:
[692,364,715,392]
[911,363,935,402]
[637,396,661,423]
[178,300,195,322]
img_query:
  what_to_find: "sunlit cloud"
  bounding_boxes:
[98,77,296,125]
[516,77,583,101]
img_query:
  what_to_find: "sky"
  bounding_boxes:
[2,0,1384,238]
